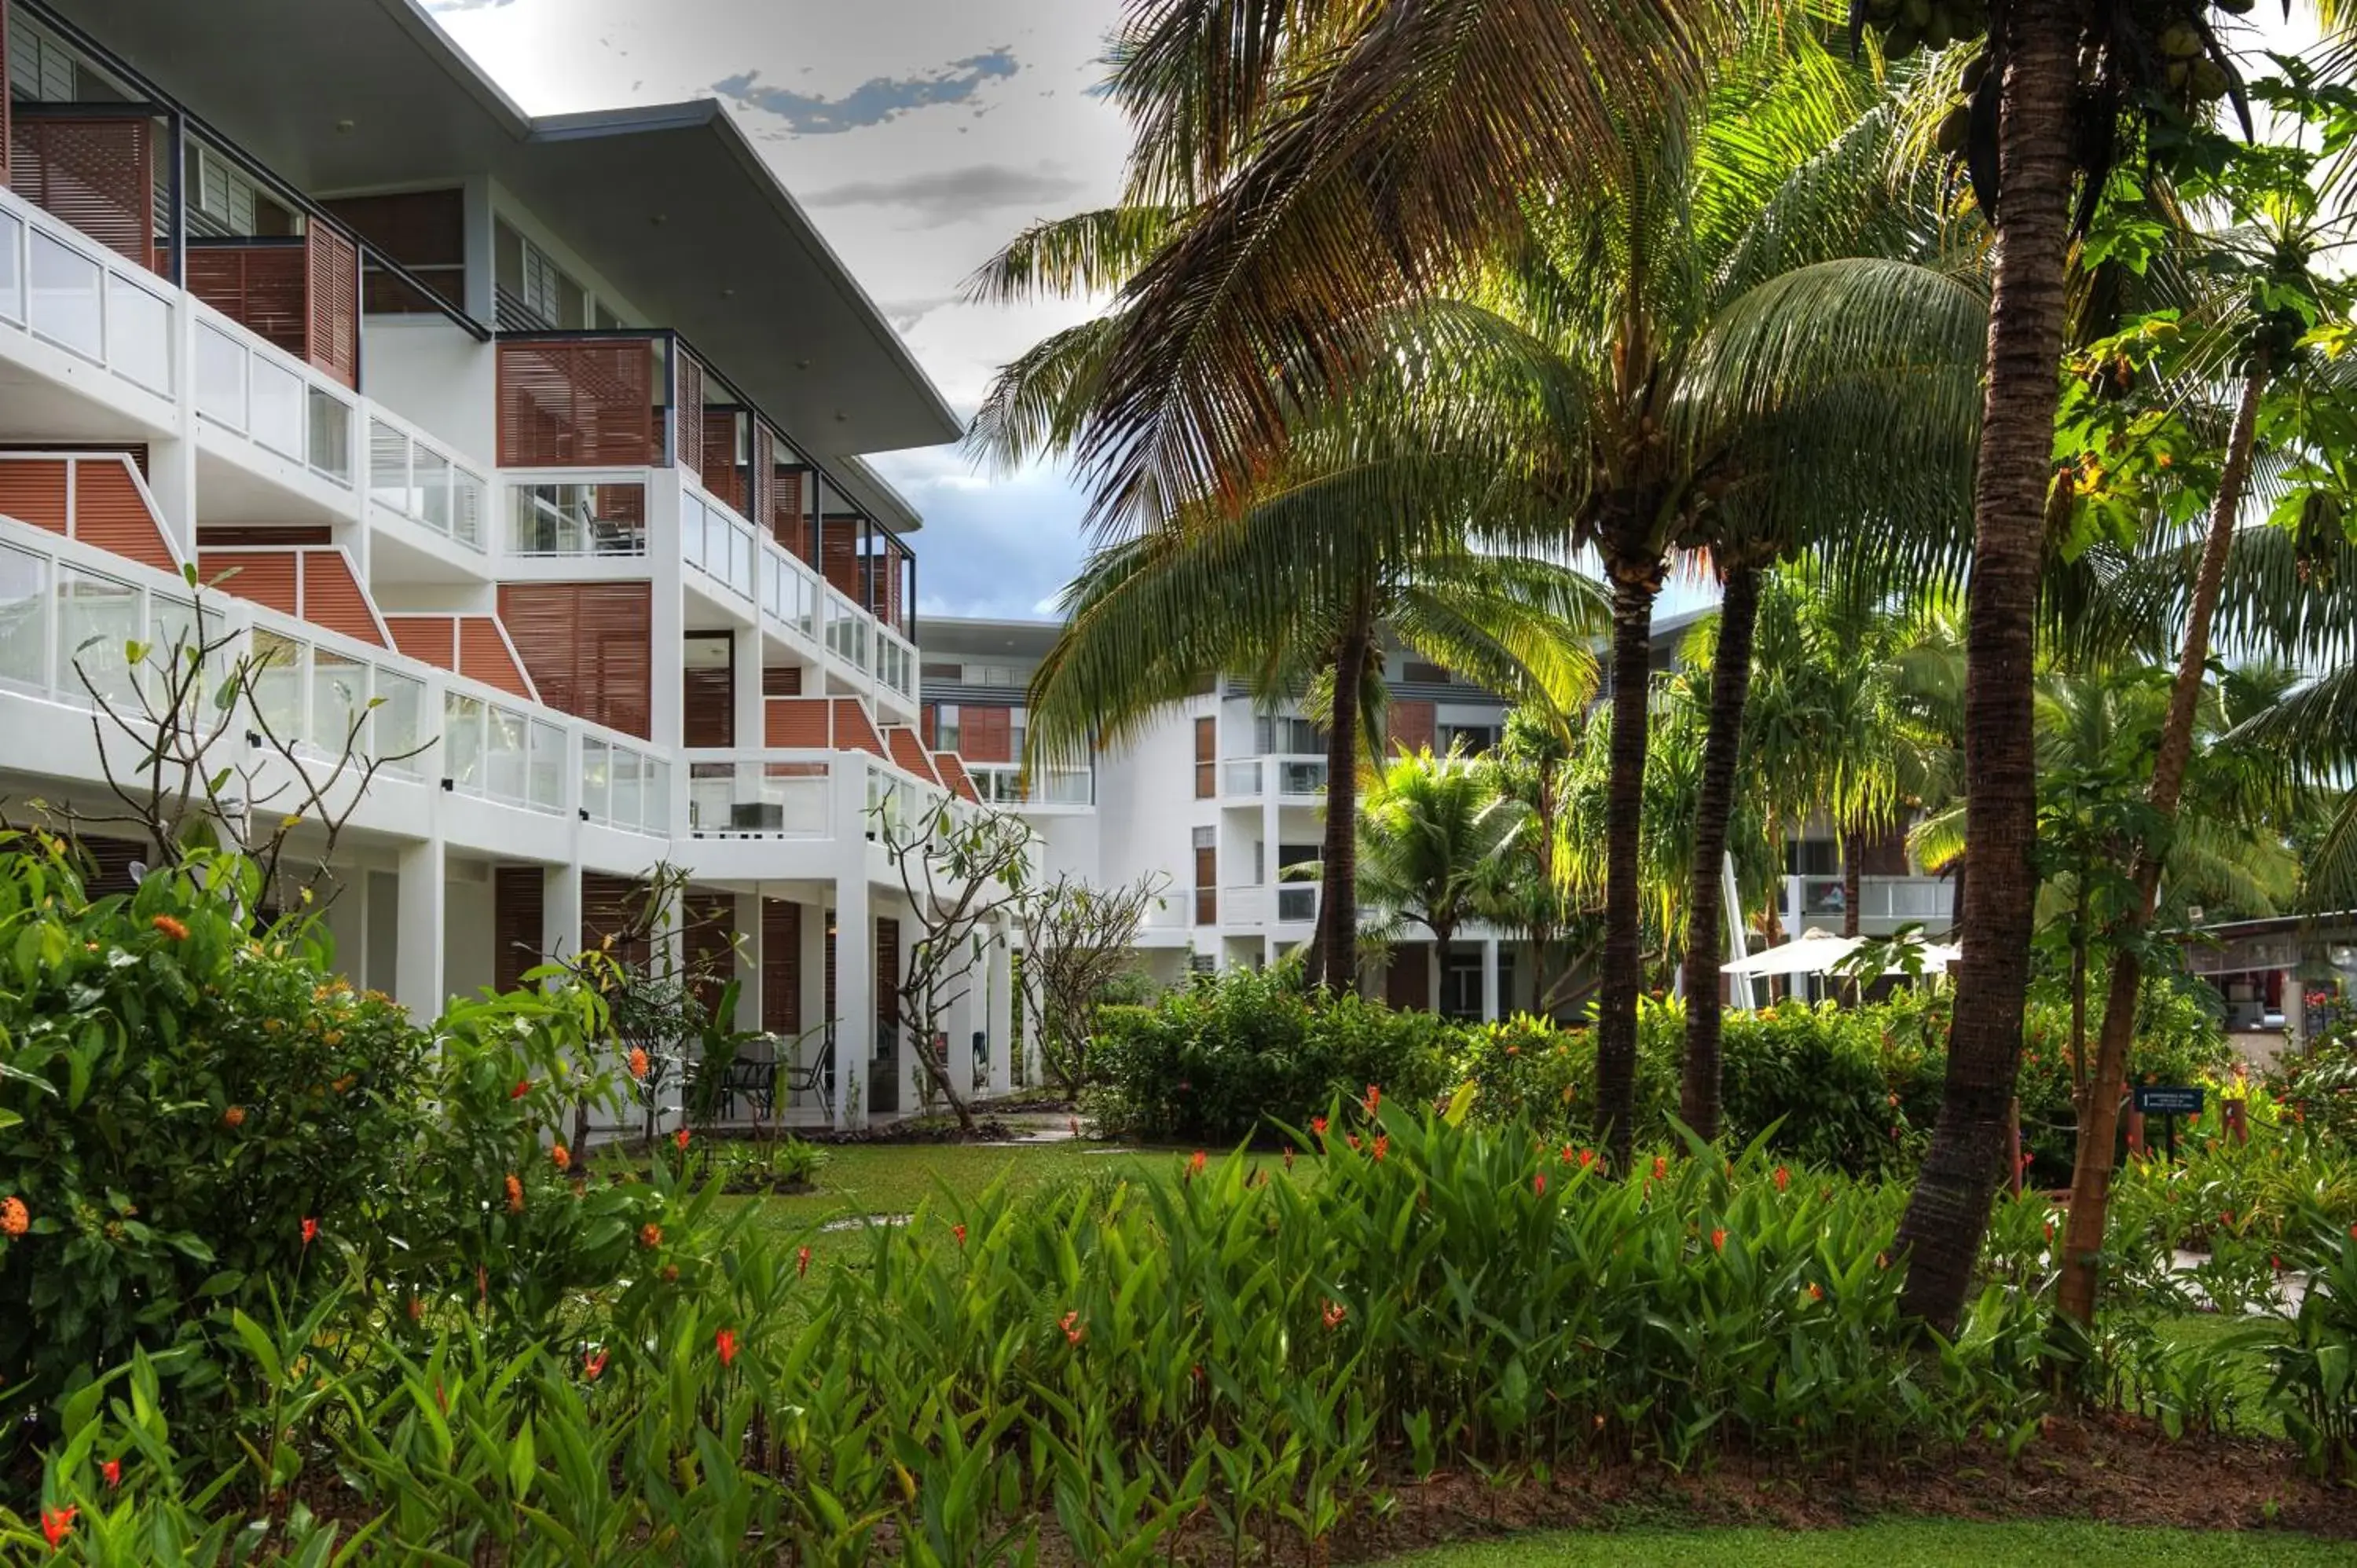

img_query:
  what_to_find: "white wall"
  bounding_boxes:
[363,319,497,464]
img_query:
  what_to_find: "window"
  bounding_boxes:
[1254,714,1321,756]
[1439,947,1513,1020]
[933,703,960,753]
[1193,826,1217,926]
[1440,723,1501,754]
[1405,661,1453,684]
[494,218,610,331]
[9,15,83,101]
[1193,716,1216,798]
[1189,953,1217,975]
[961,662,1020,687]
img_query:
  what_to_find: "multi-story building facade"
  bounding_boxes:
[921,611,1957,1020]
[0,0,1014,1128]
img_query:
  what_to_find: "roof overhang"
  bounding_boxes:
[42,0,964,463]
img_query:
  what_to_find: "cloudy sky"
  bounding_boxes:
[430,0,1129,619]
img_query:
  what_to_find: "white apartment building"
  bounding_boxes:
[920,613,1959,1020]
[0,0,1017,1129]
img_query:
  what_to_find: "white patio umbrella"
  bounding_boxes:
[1721,930,1963,978]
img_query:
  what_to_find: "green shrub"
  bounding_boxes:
[0,836,666,1449]
[1087,965,1453,1142]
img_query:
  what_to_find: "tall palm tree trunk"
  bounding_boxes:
[1316,600,1375,993]
[1896,0,2081,1333]
[1678,562,1760,1143]
[1598,566,1659,1172]
[1841,825,1864,1006]
[2057,350,2270,1325]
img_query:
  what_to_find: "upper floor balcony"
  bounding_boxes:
[1222,755,1329,800]
[1779,874,1953,936]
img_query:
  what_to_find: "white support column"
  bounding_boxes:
[1480,936,1501,1023]
[944,941,977,1105]
[393,837,445,1026]
[733,890,764,1034]
[832,877,870,1131]
[731,629,765,755]
[541,861,581,974]
[647,467,687,760]
[987,921,1014,1100]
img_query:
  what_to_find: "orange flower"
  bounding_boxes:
[1651,1156,1667,1181]
[222,1106,246,1130]
[101,1460,120,1489]
[1310,1116,1329,1138]
[41,1505,75,1549]
[1362,1084,1381,1117]
[552,1144,571,1172]
[628,1048,649,1079]
[796,1245,811,1276]
[715,1328,738,1367]
[674,1127,691,1152]
[952,1223,967,1247]
[1772,1166,1790,1193]
[504,1174,524,1214]
[510,1079,531,1100]
[584,1349,608,1380]
[1187,1150,1207,1179]
[637,1222,662,1249]
[1347,1134,1361,1152]
[1321,1299,1347,1330]
[151,914,189,941]
[300,1216,319,1247]
[1710,1228,1728,1253]
[1578,1149,1596,1170]
[1807,1282,1824,1302]
[1372,1134,1389,1162]
[1060,1310,1085,1345]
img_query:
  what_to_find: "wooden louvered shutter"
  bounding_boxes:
[673,352,703,482]
[762,664,802,698]
[298,551,387,647]
[493,866,544,995]
[306,226,359,389]
[186,245,306,357]
[71,460,174,573]
[13,115,153,270]
[749,424,773,542]
[960,706,1011,764]
[682,634,735,749]
[321,189,464,312]
[581,874,651,971]
[874,918,900,1045]
[458,617,533,698]
[761,899,801,1035]
[701,412,742,513]
[200,551,298,617]
[496,581,652,739]
[772,464,805,558]
[497,342,654,467]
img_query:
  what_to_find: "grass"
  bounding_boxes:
[1377,1522,2348,1566]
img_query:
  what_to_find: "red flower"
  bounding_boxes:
[1710,1228,1728,1253]
[1187,1150,1207,1179]
[952,1223,967,1247]
[300,1217,319,1247]
[1806,1282,1824,1302]
[1060,1310,1085,1345]
[1310,1116,1329,1138]
[1651,1156,1668,1181]
[797,1244,812,1275]
[1,1196,27,1237]
[151,914,189,942]
[715,1328,738,1367]
[637,1222,662,1249]
[41,1505,75,1549]
[510,1079,530,1101]
[583,1349,608,1380]
[101,1460,120,1489]
[1347,1134,1361,1152]
[1578,1149,1596,1170]
[1362,1084,1381,1117]
[1560,1145,1574,1164]
[1533,1171,1547,1195]
[222,1106,246,1130]
[1372,1134,1389,1162]
[1772,1166,1791,1192]
[674,1127,691,1152]
[1321,1299,1348,1330]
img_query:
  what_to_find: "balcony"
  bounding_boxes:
[185,232,357,390]
[0,178,174,406]
[683,752,834,837]
[1780,874,1953,933]
[1223,755,1329,799]
[372,414,489,552]
[963,760,1094,807]
[192,298,357,491]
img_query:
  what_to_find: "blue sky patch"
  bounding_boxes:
[716,49,1018,135]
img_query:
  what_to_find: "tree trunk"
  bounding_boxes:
[2056,350,2270,1325]
[1428,929,1448,1015]
[1597,568,1659,1174]
[1316,600,1375,993]
[1895,0,2080,1334]
[1678,561,1760,1143]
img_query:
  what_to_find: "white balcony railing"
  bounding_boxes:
[681,750,833,837]
[1223,759,1263,797]
[963,761,1094,806]
[1222,885,1270,928]
[680,483,758,602]
[1271,756,1329,796]
[372,414,489,551]
[191,299,355,489]
[824,585,871,676]
[759,534,823,646]
[0,183,174,401]
[0,518,673,839]
[1781,874,1953,929]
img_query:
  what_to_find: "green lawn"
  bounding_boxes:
[1379,1522,2347,1566]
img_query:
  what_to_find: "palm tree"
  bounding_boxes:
[1355,747,1530,1013]
[1021,499,1602,994]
